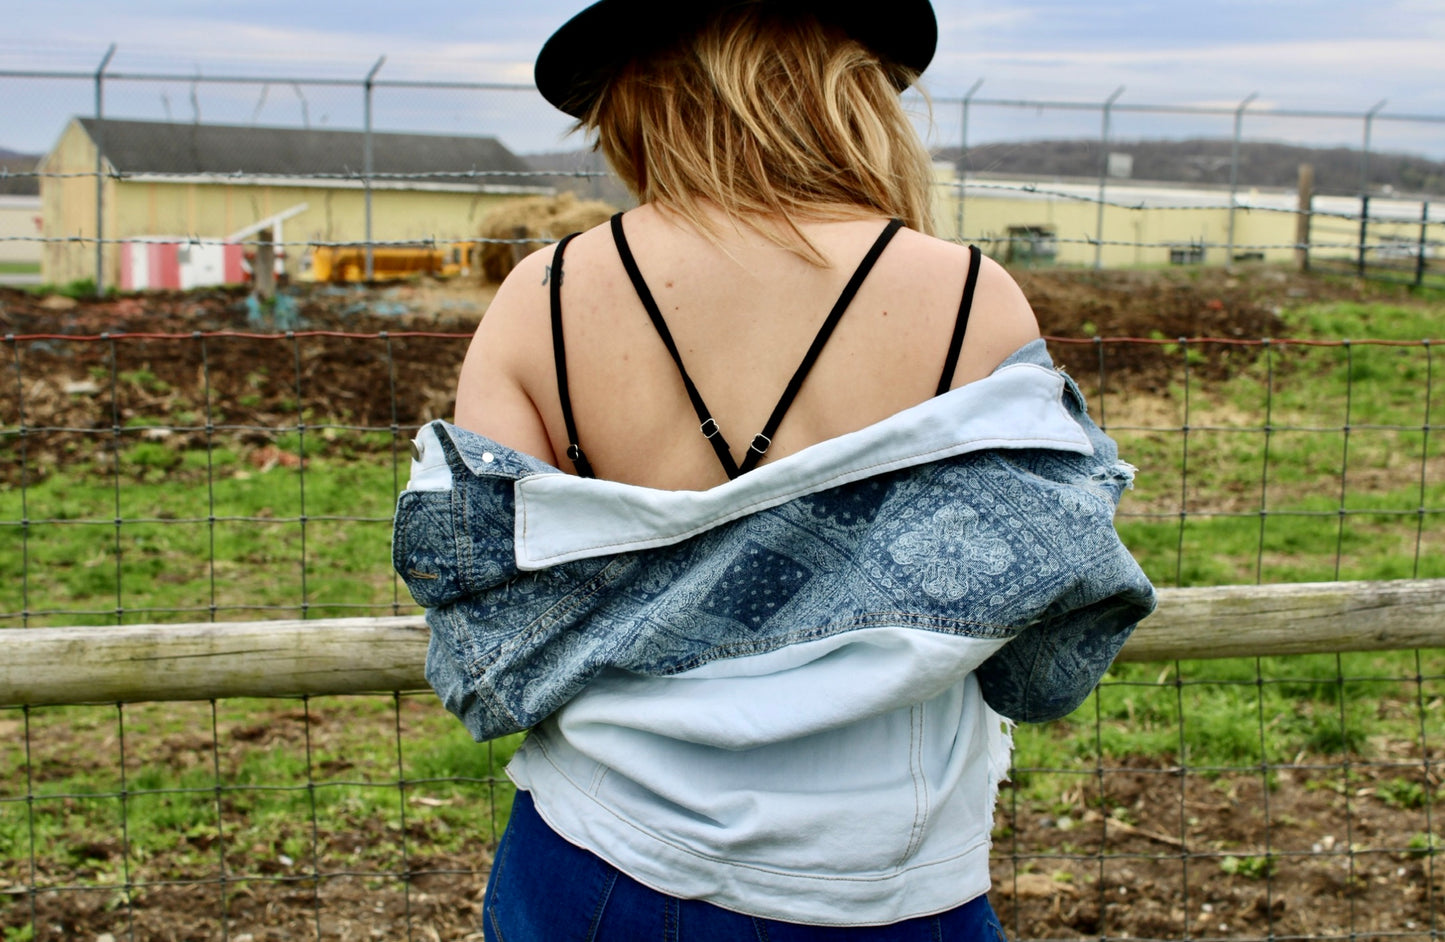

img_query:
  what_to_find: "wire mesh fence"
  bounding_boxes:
[0,322,1441,940]
[1,52,1443,942]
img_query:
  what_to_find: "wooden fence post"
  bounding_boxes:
[1296,163,1313,273]
[1417,201,1430,288]
[1357,195,1370,278]
[509,225,530,270]
[253,226,276,299]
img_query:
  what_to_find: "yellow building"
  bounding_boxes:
[39,118,548,288]
[932,164,1432,271]
[0,195,42,276]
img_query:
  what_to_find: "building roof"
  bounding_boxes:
[75,118,533,189]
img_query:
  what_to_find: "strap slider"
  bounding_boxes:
[700,418,721,439]
[749,433,771,456]
[565,443,595,478]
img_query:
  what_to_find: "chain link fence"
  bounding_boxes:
[2,58,1443,291]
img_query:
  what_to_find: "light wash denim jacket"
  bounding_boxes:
[393,340,1155,742]
[393,339,1155,923]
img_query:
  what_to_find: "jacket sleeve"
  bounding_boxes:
[972,369,1156,723]
[390,426,640,742]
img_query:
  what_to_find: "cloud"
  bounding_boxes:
[2,1,1442,157]
[934,37,1445,113]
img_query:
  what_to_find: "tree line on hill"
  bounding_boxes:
[4,138,1442,199]
[0,148,39,196]
[525,139,1445,199]
[932,138,1445,196]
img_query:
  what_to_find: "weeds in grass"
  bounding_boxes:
[1379,778,1430,810]
[1109,302,1444,587]
[1,295,1441,906]
[1220,854,1276,879]
[0,698,523,895]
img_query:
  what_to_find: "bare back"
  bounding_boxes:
[453,205,1041,491]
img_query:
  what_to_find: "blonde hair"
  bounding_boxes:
[580,4,936,264]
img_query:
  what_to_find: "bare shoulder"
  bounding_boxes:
[892,231,1041,387]
[451,242,563,462]
[972,251,1041,336]
[955,250,1042,384]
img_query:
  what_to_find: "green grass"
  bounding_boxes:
[0,437,411,627]
[1105,300,1445,587]
[1,294,1441,897]
[4,301,1440,621]
[0,261,40,275]
[1012,647,1444,770]
[1000,297,1445,802]
[0,697,523,891]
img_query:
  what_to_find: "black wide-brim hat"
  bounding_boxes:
[535,0,938,119]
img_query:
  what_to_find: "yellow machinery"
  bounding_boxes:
[303,242,478,283]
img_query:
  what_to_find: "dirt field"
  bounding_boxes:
[3,714,1439,942]
[2,267,1440,940]
[0,261,1402,484]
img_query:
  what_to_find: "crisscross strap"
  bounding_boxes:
[935,244,982,396]
[611,213,904,480]
[549,231,595,477]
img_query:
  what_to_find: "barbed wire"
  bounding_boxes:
[0,167,611,182]
[6,168,1439,230]
[1,329,1435,347]
[949,180,1443,224]
[2,233,1437,255]
[0,234,549,248]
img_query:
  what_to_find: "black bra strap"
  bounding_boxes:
[738,217,904,475]
[549,231,594,477]
[936,244,982,396]
[611,213,744,478]
[611,213,904,480]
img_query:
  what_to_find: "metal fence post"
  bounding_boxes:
[1360,99,1387,199]
[1094,86,1124,270]
[956,79,983,245]
[93,44,116,297]
[363,56,386,283]
[1226,92,1257,268]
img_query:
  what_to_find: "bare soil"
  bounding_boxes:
[3,711,1440,942]
[0,263,1412,486]
[2,267,1440,939]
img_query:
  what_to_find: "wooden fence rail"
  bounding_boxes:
[2,579,1443,708]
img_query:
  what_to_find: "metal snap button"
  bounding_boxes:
[410,440,423,461]
[482,451,495,464]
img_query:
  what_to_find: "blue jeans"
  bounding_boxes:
[483,790,1009,942]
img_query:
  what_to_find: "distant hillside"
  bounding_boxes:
[522,149,636,207]
[9,137,1439,201]
[0,148,40,196]
[523,139,1445,199]
[935,139,1445,196]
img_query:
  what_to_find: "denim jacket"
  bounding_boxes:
[393,339,1155,923]
[394,340,1154,741]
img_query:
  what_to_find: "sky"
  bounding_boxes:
[2,1,1444,159]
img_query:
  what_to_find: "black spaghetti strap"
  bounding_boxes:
[936,244,982,396]
[737,217,904,475]
[611,213,905,480]
[549,231,595,478]
[611,213,745,479]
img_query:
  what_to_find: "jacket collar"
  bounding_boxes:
[497,343,1092,567]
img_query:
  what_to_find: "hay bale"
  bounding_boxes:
[478,193,617,283]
